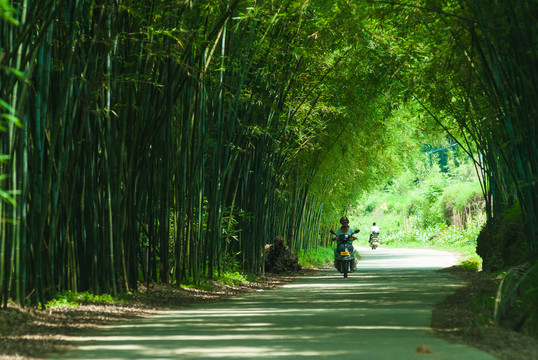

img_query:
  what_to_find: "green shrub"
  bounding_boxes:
[180,270,256,291]
[439,182,484,226]
[446,182,482,212]
[46,290,120,308]
[217,271,248,286]
[478,201,527,272]
[491,263,538,338]
[364,201,376,214]
[298,247,333,267]
[424,176,446,202]
[405,190,424,216]
[461,258,481,271]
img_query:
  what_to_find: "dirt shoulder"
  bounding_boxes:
[432,266,538,360]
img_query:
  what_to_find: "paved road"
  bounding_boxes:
[54,248,496,360]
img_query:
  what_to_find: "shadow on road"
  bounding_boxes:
[56,249,495,360]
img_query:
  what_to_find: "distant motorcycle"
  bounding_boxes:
[330,229,360,278]
[369,233,380,250]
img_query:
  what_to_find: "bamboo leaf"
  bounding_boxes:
[0,0,20,25]
[0,100,15,112]
[0,189,17,206]
[1,114,23,128]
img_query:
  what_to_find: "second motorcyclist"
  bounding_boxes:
[369,222,380,245]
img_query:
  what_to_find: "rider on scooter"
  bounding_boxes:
[334,217,353,253]
[333,216,359,277]
[336,217,355,236]
[369,222,380,244]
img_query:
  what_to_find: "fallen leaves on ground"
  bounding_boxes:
[432,266,538,360]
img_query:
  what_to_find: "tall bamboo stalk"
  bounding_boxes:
[1,0,355,306]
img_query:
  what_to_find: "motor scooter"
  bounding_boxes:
[370,232,380,250]
[330,229,360,278]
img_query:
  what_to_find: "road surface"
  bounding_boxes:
[53,247,496,359]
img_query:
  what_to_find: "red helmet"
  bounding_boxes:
[340,217,349,224]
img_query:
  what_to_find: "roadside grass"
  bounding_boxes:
[173,270,259,292]
[298,247,334,268]
[45,270,259,308]
[46,290,129,308]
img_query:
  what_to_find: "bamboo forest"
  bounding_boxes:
[1,0,536,319]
